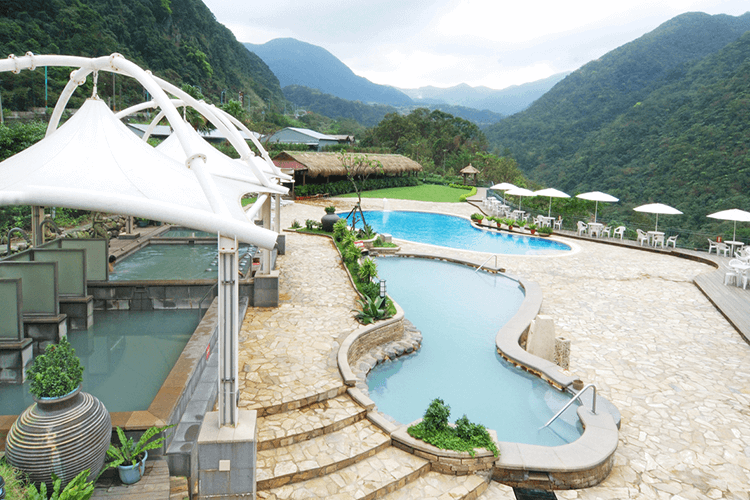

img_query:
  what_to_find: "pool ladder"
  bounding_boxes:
[475,254,500,273]
[540,383,597,430]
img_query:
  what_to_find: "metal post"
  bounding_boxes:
[217,234,239,427]
[273,194,281,233]
[260,197,272,274]
[30,206,44,246]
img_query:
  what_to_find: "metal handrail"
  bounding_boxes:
[475,254,499,273]
[541,383,597,430]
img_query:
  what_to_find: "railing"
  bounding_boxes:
[541,383,597,430]
[197,282,219,321]
[475,254,500,273]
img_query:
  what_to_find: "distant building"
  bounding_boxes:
[125,123,260,144]
[265,127,353,151]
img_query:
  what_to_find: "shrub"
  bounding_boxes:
[324,206,337,214]
[470,213,484,221]
[422,398,451,432]
[539,226,553,235]
[407,398,499,457]
[373,236,397,248]
[357,224,376,239]
[352,295,392,325]
[28,337,84,399]
[333,219,349,240]
[358,257,378,283]
[291,220,301,229]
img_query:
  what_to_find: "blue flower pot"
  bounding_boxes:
[117,450,147,485]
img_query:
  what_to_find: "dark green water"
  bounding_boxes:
[1,309,198,415]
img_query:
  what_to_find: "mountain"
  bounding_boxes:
[0,0,283,110]
[484,11,750,230]
[400,73,569,115]
[245,38,413,107]
[283,85,505,127]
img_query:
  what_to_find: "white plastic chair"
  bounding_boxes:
[554,218,563,230]
[601,225,611,238]
[576,221,588,236]
[612,226,626,240]
[636,229,649,246]
[725,259,748,288]
[707,238,721,254]
[666,235,678,248]
[652,233,665,248]
[716,242,730,257]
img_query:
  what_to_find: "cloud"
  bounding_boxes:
[204,0,750,90]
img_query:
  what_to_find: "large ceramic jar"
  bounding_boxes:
[5,386,111,490]
[321,213,341,232]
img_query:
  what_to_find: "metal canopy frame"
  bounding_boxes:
[0,52,286,427]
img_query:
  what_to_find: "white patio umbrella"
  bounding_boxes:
[576,191,619,223]
[633,203,683,232]
[490,182,517,205]
[707,208,750,242]
[534,187,570,217]
[505,187,535,212]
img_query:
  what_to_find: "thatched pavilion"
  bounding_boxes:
[273,152,423,195]
[459,164,480,185]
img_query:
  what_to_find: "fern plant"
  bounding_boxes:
[106,425,174,468]
[358,257,378,283]
[24,469,95,500]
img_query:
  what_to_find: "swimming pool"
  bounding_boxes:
[110,243,256,281]
[344,211,570,255]
[367,257,582,446]
[1,309,197,414]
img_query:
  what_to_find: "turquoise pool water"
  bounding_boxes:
[343,211,570,255]
[367,257,582,446]
[158,228,217,238]
[1,309,198,414]
[110,243,255,281]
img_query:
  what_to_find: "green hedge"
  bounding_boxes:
[295,176,418,198]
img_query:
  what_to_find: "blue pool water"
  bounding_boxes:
[2,309,198,414]
[344,211,570,255]
[367,257,582,446]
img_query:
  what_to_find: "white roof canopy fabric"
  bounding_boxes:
[0,98,279,248]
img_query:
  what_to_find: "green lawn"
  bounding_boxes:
[339,185,471,203]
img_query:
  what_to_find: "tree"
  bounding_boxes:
[339,152,383,230]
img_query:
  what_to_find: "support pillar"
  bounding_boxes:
[260,197,272,275]
[217,235,239,427]
[30,206,44,247]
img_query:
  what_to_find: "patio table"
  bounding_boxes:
[538,216,555,228]
[725,240,745,255]
[648,230,665,247]
[589,222,604,237]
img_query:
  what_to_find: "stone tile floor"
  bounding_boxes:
[261,198,750,499]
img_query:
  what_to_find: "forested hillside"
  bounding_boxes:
[483,11,750,229]
[0,0,282,110]
[284,85,505,127]
[485,12,750,178]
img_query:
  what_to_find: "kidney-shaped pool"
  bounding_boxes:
[367,256,582,446]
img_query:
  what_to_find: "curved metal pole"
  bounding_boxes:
[541,383,597,430]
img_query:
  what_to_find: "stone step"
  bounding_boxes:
[475,479,517,500]
[257,446,429,500]
[256,419,391,490]
[380,471,490,500]
[242,384,348,418]
[257,394,368,451]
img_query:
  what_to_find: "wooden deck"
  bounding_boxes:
[91,459,187,500]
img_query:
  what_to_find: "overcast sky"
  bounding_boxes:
[203,0,749,90]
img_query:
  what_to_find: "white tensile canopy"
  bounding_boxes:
[0,98,279,249]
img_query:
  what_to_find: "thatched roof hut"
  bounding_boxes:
[273,151,423,181]
[459,163,480,185]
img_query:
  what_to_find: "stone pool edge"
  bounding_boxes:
[336,253,619,491]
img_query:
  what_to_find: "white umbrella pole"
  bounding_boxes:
[655,213,659,232]
[733,220,737,242]
[548,197,552,218]
[594,201,598,223]
[519,196,523,212]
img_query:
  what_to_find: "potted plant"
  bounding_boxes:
[505,218,514,231]
[105,425,174,485]
[5,338,111,491]
[321,206,340,232]
[528,223,538,235]
[470,213,484,225]
[538,226,553,237]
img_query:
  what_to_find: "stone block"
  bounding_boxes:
[554,336,571,370]
[526,315,555,363]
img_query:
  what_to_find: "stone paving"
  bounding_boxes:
[273,198,750,499]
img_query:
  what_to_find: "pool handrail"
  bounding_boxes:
[541,383,597,430]
[474,254,499,273]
